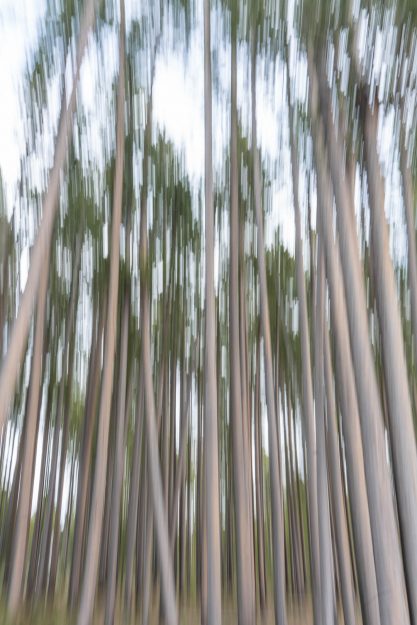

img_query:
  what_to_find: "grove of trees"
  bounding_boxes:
[1,0,417,623]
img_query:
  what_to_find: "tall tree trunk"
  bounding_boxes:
[254,327,266,610]
[203,0,222,622]
[363,98,417,624]
[285,44,321,625]
[324,327,356,625]
[313,49,410,625]
[314,243,335,624]
[77,2,125,621]
[229,7,255,624]
[307,46,381,625]
[252,28,287,625]
[69,293,104,607]
[124,372,144,613]
[0,0,97,430]
[7,245,50,616]
[138,69,178,625]
[105,289,130,625]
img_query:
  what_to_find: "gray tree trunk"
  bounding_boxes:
[252,28,287,625]
[77,2,125,621]
[203,0,222,623]
[8,244,50,616]
[364,101,417,625]
[307,47,381,625]
[0,0,97,430]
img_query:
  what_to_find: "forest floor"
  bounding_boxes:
[0,593,363,624]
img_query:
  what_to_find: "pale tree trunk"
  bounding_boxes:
[7,243,50,617]
[138,75,178,625]
[363,100,417,624]
[230,7,255,624]
[124,373,144,613]
[105,290,130,625]
[76,1,125,621]
[324,326,356,625]
[314,243,335,625]
[254,327,266,610]
[309,46,401,625]
[69,294,104,607]
[313,49,410,625]
[203,0,222,622]
[36,233,82,591]
[0,0,97,430]
[252,28,287,625]
[307,48,380,625]
[285,46,322,625]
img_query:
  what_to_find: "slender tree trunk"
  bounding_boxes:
[229,7,255,623]
[254,328,266,610]
[138,78,178,625]
[203,0,222,622]
[252,28,287,625]
[285,45,321,625]
[314,243,335,624]
[0,0,97,430]
[69,294,103,607]
[77,2,125,621]
[313,49,410,624]
[324,327,356,625]
[307,47,381,625]
[8,242,50,616]
[105,290,130,625]
[363,99,417,624]
[124,372,144,613]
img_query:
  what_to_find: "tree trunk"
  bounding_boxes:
[324,327,357,625]
[0,0,97,430]
[105,289,130,625]
[77,2,125,621]
[307,46,381,625]
[229,8,255,623]
[314,49,410,624]
[363,99,417,625]
[252,28,287,625]
[7,244,50,616]
[285,45,322,624]
[203,0,222,622]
